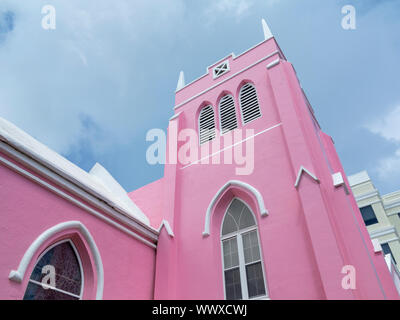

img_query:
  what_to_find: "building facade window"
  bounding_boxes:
[198,105,216,144]
[23,240,83,300]
[219,95,238,134]
[360,205,378,226]
[221,198,267,300]
[381,243,397,264]
[239,83,261,124]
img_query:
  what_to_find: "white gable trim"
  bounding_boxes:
[294,166,320,188]
[8,221,104,300]
[203,180,268,237]
[157,220,174,237]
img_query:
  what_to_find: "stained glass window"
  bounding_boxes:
[23,240,83,300]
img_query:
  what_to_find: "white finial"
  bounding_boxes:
[262,18,273,40]
[176,71,185,91]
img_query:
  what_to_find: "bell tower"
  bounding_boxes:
[154,19,399,300]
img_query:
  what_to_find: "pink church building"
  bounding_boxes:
[0,20,399,300]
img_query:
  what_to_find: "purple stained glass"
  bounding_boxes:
[23,241,82,300]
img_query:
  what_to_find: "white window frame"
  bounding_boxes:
[213,60,230,79]
[220,198,269,300]
[25,239,84,300]
[239,82,262,126]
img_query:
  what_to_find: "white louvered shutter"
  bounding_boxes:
[219,95,238,134]
[239,83,261,124]
[199,105,216,144]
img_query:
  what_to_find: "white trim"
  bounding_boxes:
[212,60,230,79]
[0,140,157,238]
[369,226,398,239]
[26,239,84,299]
[348,171,370,187]
[354,190,379,203]
[371,238,382,253]
[169,112,182,121]
[0,117,150,226]
[174,50,282,110]
[294,166,320,188]
[266,58,280,69]
[379,237,400,244]
[384,201,400,210]
[9,221,104,300]
[181,122,282,170]
[261,18,273,40]
[0,154,157,249]
[157,220,174,237]
[332,172,349,194]
[175,37,276,93]
[176,71,185,91]
[203,181,268,237]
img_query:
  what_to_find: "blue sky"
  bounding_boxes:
[0,0,399,194]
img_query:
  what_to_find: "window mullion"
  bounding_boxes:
[237,233,249,300]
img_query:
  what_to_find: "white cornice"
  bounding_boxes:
[0,144,158,248]
[354,189,379,203]
[0,117,150,226]
[369,226,398,239]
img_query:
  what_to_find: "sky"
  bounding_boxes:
[0,0,399,194]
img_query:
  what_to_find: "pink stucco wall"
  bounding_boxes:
[152,37,399,299]
[1,35,398,301]
[0,152,156,300]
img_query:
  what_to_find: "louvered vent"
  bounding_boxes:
[219,95,238,134]
[199,105,216,144]
[213,61,230,78]
[239,83,261,124]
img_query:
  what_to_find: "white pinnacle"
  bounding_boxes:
[176,71,185,91]
[262,18,273,40]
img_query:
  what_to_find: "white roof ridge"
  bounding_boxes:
[0,117,150,226]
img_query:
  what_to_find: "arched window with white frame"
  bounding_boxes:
[23,239,83,300]
[221,198,267,300]
[198,105,216,144]
[219,95,238,134]
[239,83,261,124]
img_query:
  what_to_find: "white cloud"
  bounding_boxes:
[365,105,400,180]
[367,105,400,142]
[205,0,253,22]
[0,0,186,155]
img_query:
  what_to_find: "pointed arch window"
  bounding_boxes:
[239,83,261,124]
[199,105,216,144]
[221,199,267,300]
[23,240,83,300]
[219,95,238,134]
